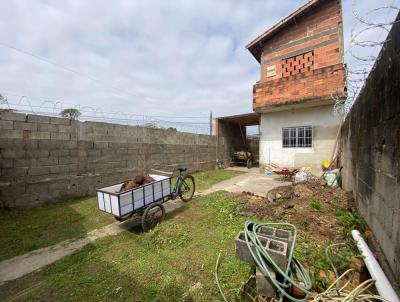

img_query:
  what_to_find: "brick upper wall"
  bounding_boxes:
[252,0,346,110]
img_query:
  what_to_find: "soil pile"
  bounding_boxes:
[119,175,155,192]
[232,181,367,294]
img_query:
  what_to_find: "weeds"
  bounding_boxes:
[148,223,191,250]
[309,197,325,213]
[334,208,363,230]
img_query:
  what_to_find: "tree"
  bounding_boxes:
[0,94,13,113]
[60,108,81,120]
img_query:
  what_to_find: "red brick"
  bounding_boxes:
[255,0,345,107]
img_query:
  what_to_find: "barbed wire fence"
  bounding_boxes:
[333,0,399,116]
[0,92,211,134]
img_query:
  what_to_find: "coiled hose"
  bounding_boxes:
[215,223,390,301]
[244,221,313,302]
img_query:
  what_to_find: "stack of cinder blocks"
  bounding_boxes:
[235,226,293,297]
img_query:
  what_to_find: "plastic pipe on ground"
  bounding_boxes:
[351,229,400,302]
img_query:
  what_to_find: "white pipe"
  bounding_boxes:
[351,230,400,302]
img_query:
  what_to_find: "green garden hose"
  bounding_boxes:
[325,243,348,279]
[215,224,389,301]
[244,221,313,302]
[215,251,228,302]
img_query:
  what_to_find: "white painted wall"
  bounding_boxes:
[259,105,341,170]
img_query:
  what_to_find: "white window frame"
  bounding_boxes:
[282,126,312,148]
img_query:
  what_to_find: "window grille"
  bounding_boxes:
[282,126,312,148]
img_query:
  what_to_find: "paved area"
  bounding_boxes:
[200,167,291,197]
[0,168,288,284]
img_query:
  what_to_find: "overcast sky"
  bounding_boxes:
[0,0,398,124]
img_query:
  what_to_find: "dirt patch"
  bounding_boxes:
[231,181,353,255]
[119,175,155,192]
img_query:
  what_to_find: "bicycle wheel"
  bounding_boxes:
[141,202,165,232]
[178,175,195,202]
[246,158,253,169]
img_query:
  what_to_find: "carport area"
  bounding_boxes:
[215,112,260,167]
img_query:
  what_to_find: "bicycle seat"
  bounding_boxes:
[178,168,187,172]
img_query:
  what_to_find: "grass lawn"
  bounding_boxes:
[0,169,243,261]
[0,180,363,301]
[0,192,251,302]
[193,169,243,191]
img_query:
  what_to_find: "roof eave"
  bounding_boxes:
[246,0,325,62]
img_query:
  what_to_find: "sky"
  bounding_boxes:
[0,0,398,129]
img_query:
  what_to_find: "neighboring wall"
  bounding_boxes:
[0,112,227,208]
[260,105,340,169]
[339,12,400,280]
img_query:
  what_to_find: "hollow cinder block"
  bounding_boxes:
[256,226,293,257]
[256,267,278,298]
[266,239,288,270]
[235,231,269,265]
[235,231,288,271]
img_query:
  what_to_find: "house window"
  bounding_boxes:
[282,126,312,148]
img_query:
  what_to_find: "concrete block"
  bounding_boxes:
[58,125,76,133]
[14,158,35,168]
[266,240,288,270]
[0,129,23,139]
[70,132,78,140]
[28,166,50,176]
[49,165,69,174]
[27,114,51,124]
[94,141,108,149]
[37,157,59,166]
[87,149,101,157]
[58,156,78,165]
[49,149,69,157]
[0,159,14,168]
[235,231,269,265]
[236,231,288,271]
[0,112,26,121]
[50,132,70,140]
[1,148,25,159]
[13,121,38,131]
[0,120,13,129]
[1,167,28,177]
[26,149,49,158]
[30,131,51,140]
[257,226,293,255]
[68,164,78,173]
[38,123,58,132]
[38,140,59,150]
[50,117,70,125]
[49,180,68,191]
[256,267,277,298]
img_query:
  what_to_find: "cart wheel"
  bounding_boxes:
[141,202,165,232]
[247,158,253,169]
[178,175,195,202]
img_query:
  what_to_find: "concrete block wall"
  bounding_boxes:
[339,12,400,281]
[0,113,227,208]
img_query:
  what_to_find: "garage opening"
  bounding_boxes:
[214,113,260,168]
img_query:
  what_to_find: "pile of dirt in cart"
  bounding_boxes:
[119,175,155,192]
[231,181,364,269]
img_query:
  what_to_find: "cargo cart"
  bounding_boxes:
[96,168,195,231]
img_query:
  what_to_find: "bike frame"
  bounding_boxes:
[171,170,189,199]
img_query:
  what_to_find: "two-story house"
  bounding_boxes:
[246,0,346,170]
